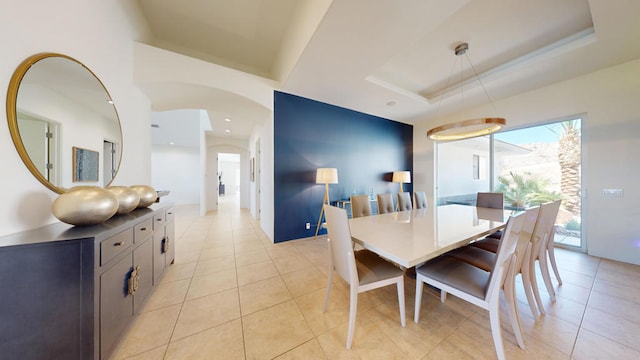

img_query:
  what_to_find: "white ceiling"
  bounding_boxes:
[131,0,640,146]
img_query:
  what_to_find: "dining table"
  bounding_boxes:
[348,204,511,268]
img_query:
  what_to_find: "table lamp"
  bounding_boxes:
[392,171,411,193]
[315,168,338,237]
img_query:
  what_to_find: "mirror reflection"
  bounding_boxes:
[7,53,122,193]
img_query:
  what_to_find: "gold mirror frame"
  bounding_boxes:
[6,53,122,194]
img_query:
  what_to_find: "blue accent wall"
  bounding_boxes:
[274,91,413,242]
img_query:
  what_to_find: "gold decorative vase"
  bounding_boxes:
[107,186,140,214]
[130,185,157,208]
[52,186,118,226]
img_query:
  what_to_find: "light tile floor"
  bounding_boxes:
[110,197,640,359]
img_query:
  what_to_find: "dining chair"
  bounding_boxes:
[350,194,372,218]
[528,200,562,308]
[377,193,395,214]
[477,192,504,209]
[446,206,542,320]
[322,204,406,350]
[413,191,427,209]
[397,192,412,211]
[477,192,505,239]
[414,212,527,360]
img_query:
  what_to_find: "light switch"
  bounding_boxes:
[601,188,623,197]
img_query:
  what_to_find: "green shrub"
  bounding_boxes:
[565,218,581,231]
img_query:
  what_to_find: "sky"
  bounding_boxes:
[494,118,581,144]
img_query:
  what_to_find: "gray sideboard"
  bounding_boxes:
[0,203,175,360]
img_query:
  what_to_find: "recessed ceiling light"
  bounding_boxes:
[225,129,231,133]
[224,118,231,122]
[107,100,114,104]
[169,142,175,145]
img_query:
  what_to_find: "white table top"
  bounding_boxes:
[348,204,509,268]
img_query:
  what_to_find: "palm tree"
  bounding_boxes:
[558,120,581,216]
[496,171,561,209]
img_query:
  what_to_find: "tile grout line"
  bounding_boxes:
[568,257,601,358]
[161,213,203,360]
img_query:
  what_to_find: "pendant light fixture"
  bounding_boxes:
[427,43,506,141]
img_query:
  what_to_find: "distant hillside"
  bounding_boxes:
[497,142,561,193]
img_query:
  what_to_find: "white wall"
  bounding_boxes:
[151,145,200,205]
[0,0,151,237]
[437,142,490,198]
[218,159,240,196]
[414,58,640,265]
[249,112,275,242]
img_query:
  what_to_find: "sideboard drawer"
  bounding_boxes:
[153,213,165,229]
[134,218,153,243]
[165,207,175,223]
[101,230,133,266]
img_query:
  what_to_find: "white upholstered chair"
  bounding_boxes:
[396,192,412,211]
[447,207,542,320]
[413,191,427,209]
[322,205,406,349]
[414,212,527,360]
[477,192,504,209]
[476,192,505,240]
[350,194,372,218]
[377,193,395,214]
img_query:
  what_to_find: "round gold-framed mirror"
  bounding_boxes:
[6,53,122,194]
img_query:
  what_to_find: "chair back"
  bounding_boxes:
[477,192,504,209]
[414,191,427,209]
[531,200,561,259]
[377,193,395,214]
[485,212,526,300]
[350,194,372,218]
[513,207,540,272]
[323,205,357,285]
[397,192,413,211]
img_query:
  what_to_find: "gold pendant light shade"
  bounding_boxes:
[427,43,506,141]
[427,117,506,141]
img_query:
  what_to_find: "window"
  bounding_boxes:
[437,118,583,249]
[473,155,487,180]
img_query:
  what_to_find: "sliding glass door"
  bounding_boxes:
[436,119,583,249]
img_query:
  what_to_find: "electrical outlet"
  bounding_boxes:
[305,222,311,230]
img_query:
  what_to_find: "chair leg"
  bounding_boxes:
[504,278,526,350]
[547,240,563,285]
[323,244,334,313]
[525,260,545,317]
[489,299,507,360]
[440,290,447,302]
[520,268,540,320]
[539,256,557,302]
[346,285,358,350]
[397,278,406,327]
[414,278,424,323]
[322,265,333,313]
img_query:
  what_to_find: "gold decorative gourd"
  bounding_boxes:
[52,186,118,226]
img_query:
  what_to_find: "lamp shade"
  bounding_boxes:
[392,171,411,183]
[316,168,338,184]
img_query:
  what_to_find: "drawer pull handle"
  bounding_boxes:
[128,265,140,295]
[163,236,170,253]
[156,218,162,222]
[114,241,125,246]
[140,227,147,231]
